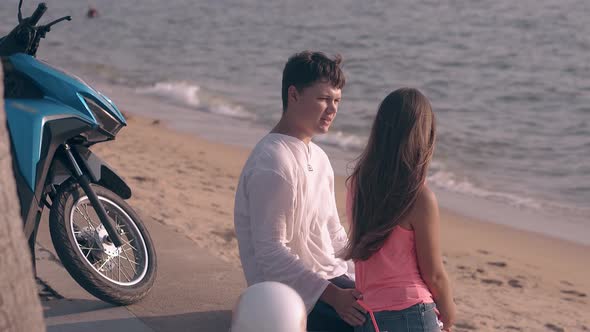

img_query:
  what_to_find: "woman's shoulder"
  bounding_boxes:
[415,185,438,209]
[407,185,439,227]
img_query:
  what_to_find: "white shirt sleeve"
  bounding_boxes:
[327,214,348,256]
[246,169,330,311]
[327,205,355,280]
[326,171,355,280]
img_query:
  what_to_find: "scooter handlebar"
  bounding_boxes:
[28,2,47,26]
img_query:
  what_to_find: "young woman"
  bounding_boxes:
[343,88,456,332]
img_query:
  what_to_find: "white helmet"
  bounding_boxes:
[231,281,306,332]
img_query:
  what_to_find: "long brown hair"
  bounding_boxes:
[342,88,436,261]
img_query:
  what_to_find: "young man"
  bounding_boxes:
[234,51,366,331]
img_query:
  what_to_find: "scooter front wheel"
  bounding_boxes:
[49,181,157,305]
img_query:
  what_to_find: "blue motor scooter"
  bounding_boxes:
[1,0,156,305]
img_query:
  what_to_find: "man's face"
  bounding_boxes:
[288,81,342,137]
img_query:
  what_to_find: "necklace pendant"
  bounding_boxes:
[307,164,314,172]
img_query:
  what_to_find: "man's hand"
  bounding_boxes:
[320,284,366,326]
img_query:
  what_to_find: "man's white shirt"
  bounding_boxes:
[234,133,354,312]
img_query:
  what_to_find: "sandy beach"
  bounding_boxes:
[92,114,589,332]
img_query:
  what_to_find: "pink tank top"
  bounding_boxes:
[346,188,434,312]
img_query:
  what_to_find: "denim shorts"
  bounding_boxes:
[354,302,441,332]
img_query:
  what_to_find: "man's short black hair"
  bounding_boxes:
[281,51,346,111]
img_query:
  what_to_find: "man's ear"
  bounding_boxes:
[288,85,299,105]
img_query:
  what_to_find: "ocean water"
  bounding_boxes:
[1,0,588,242]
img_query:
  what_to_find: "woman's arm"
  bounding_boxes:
[411,186,456,330]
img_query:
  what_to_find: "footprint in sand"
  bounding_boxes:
[480,278,503,286]
[487,261,507,267]
[131,175,156,183]
[211,228,236,242]
[186,164,205,172]
[545,323,564,332]
[505,326,522,331]
[562,297,575,302]
[560,280,574,286]
[455,322,477,330]
[508,279,524,288]
[477,249,490,255]
[560,289,587,298]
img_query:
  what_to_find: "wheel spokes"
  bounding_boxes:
[70,196,149,286]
